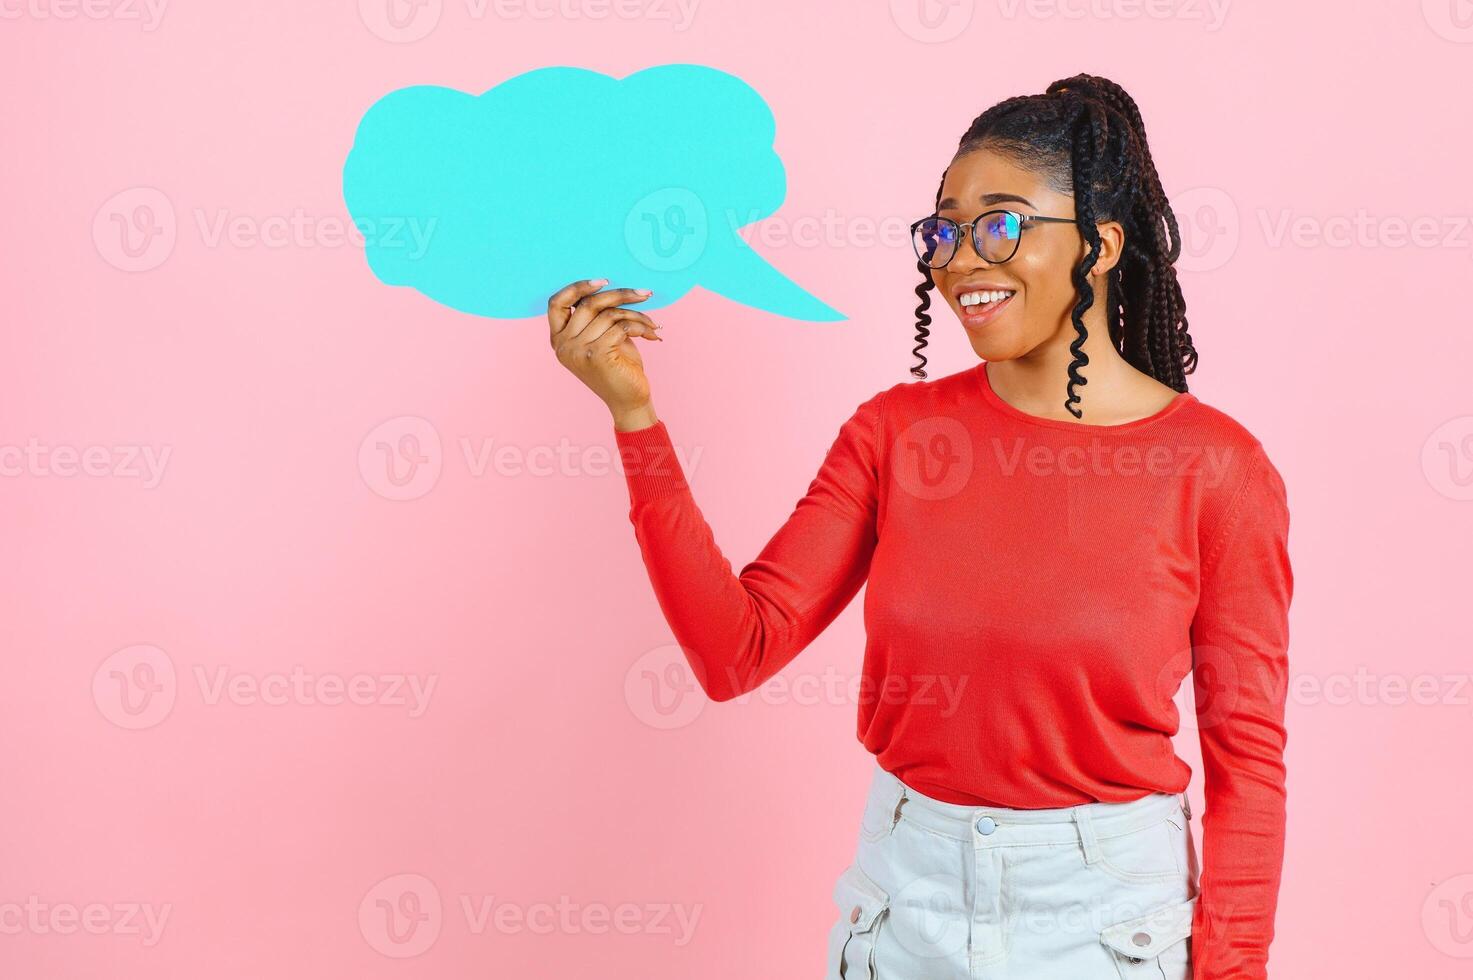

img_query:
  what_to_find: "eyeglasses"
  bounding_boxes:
[910,209,1077,269]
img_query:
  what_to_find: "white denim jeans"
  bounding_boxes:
[825,764,1199,979]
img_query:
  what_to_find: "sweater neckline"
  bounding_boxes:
[974,360,1195,433]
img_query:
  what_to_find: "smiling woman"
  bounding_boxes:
[551,72,1291,980]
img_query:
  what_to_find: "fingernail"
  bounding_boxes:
[592,278,609,286]
[634,288,652,296]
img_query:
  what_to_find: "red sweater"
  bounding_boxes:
[613,360,1292,980]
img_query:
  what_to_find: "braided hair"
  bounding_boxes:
[910,74,1196,419]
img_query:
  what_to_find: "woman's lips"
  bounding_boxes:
[959,292,1014,330]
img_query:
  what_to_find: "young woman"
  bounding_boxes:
[547,74,1291,980]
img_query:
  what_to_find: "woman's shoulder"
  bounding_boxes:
[822,367,980,463]
[851,362,984,422]
[1170,390,1290,529]
[1170,389,1288,487]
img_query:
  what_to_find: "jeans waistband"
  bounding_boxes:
[871,765,1189,849]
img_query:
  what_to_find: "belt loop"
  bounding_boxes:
[1180,792,1193,821]
[1074,803,1102,865]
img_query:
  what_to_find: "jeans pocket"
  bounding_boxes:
[1177,810,1201,891]
[1099,895,1194,980]
[826,863,890,980]
[1094,815,1182,884]
[857,783,903,844]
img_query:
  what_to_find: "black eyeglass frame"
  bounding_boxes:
[909,209,1078,268]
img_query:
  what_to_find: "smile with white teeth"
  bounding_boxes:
[959,289,1015,310]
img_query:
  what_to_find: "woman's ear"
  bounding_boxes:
[1089,219,1126,277]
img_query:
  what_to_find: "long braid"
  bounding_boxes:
[1063,97,1105,418]
[909,173,946,379]
[910,263,934,379]
[909,74,1197,413]
[1087,75,1197,388]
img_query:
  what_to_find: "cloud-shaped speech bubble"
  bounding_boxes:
[342,64,843,321]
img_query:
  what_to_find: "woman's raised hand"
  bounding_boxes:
[547,278,662,431]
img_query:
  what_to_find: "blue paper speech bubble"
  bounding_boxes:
[342,64,843,321]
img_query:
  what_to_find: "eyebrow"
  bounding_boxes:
[937,192,1036,211]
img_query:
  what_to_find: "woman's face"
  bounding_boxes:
[928,147,1118,363]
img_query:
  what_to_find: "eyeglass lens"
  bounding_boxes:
[912,212,1023,267]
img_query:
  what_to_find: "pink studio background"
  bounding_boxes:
[3,2,1472,978]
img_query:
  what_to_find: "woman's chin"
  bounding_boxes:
[963,327,1021,362]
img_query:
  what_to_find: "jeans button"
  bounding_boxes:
[975,816,997,835]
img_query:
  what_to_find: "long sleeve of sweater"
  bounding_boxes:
[611,391,885,701]
[1188,443,1293,979]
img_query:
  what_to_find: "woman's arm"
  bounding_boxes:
[1188,442,1293,980]
[545,277,885,703]
[613,391,885,702]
